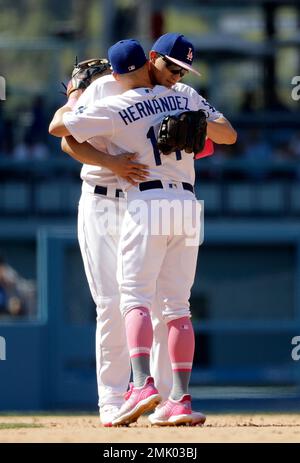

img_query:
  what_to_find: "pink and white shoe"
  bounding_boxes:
[148,394,206,426]
[189,410,207,426]
[112,377,162,426]
[100,404,120,427]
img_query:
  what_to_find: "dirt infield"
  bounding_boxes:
[0,413,300,443]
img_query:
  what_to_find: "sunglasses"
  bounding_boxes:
[158,54,189,77]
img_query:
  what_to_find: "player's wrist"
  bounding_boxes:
[102,153,116,171]
[66,89,83,109]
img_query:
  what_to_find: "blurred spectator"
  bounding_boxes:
[267,92,290,112]
[0,279,8,315]
[288,131,300,159]
[27,95,49,144]
[285,131,300,180]
[0,110,14,158]
[273,142,295,161]
[242,130,273,160]
[241,129,273,179]
[0,103,3,143]
[0,257,36,319]
[240,90,258,113]
[240,90,290,113]
[112,4,137,41]
[13,131,49,161]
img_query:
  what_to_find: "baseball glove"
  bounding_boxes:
[64,57,111,97]
[157,110,207,156]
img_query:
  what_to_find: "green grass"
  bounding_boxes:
[0,423,43,430]
[0,411,97,417]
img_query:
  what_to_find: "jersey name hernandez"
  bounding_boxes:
[64,80,222,190]
[117,94,190,126]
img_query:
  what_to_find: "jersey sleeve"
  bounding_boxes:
[73,75,122,109]
[63,104,114,143]
[197,96,223,121]
[73,83,97,109]
[174,82,223,121]
[70,76,120,145]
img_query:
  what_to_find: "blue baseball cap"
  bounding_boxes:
[151,33,200,76]
[108,39,147,74]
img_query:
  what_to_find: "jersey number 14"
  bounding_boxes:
[147,127,182,165]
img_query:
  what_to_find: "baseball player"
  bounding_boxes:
[51,50,203,426]
[51,59,149,427]
[50,33,236,426]
[50,37,237,426]
[58,36,235,413]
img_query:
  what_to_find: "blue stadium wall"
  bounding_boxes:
[1,217,300,411]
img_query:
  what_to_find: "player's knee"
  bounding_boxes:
[95,294,121,320]
[121,304,151,319]
[162,306,191,323]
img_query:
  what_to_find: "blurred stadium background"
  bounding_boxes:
[1,0,300,413]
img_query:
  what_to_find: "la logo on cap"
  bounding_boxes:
[187,48,193,62]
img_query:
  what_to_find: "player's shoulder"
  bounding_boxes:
[91,74,115,88]
[172,82,200,97]
[78,74,122,104]
[90,74,122,96]
[94,90,124,108]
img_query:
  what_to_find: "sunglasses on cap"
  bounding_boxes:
[157,54,189,77]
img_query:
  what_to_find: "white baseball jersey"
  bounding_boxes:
[73,75,124,189]
[64,83,208,320]
[64,83,222,192]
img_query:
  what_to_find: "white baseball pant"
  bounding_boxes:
[78,187,172,410]
[118,191,200,321]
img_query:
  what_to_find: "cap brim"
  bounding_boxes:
[164,55,201,76]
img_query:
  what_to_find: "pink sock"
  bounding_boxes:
[125,307,153,358]
[167,317,195,371]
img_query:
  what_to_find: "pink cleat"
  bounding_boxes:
[112,377,162,426]
[189,410,207,426]
[148,394,206,426]
[100,404,120,427]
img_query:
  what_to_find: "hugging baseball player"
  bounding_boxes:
[49,33,236,426]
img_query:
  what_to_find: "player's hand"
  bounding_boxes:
[107,153,149,186]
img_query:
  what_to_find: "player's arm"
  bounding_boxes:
[207,116,237,145]
[52,93,150,185]
[50,58,111,137]
[49,88,84,137]
[49,106,72,137]
[61,136,148,185]
[175,84,237,145]
[50,94,149,183]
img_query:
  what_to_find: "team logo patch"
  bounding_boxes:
[187,48,193,62]
[128,65,136,71]
[75,105,86,115]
